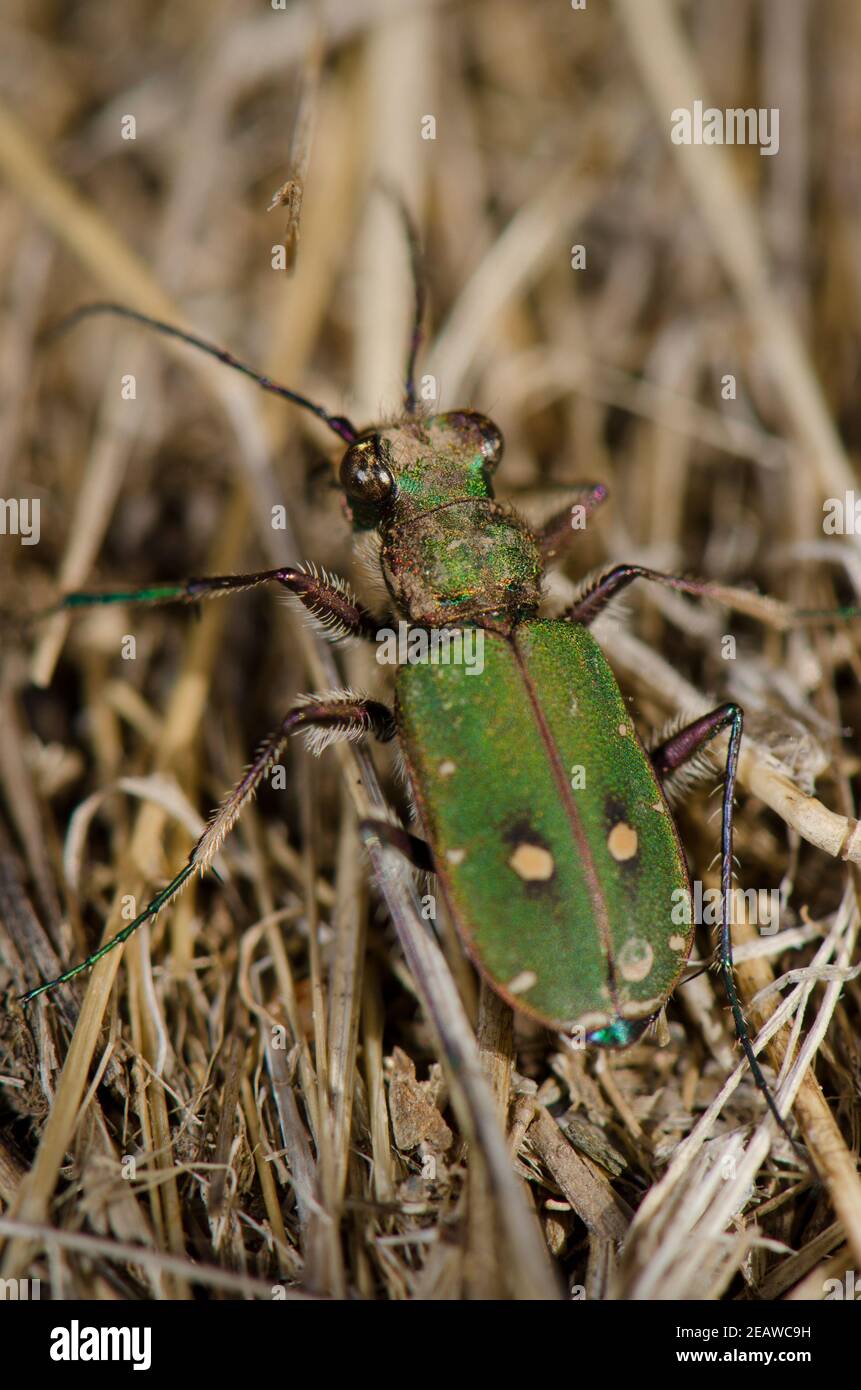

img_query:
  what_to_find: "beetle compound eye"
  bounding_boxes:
[339,438,396,505]
[439,410,504,471]
[472,413,504,468]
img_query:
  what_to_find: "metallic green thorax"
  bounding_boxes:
[382,500,541,628]
[396,622,692,1034]
[346,413,543,627]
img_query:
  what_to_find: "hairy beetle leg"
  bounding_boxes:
[18,694,396,1004]
[45,565,383,643]
[565,562,712,626]
[566,560,861,631]
[650,705,739,783]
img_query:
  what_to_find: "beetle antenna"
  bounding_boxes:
[376,184,426,415]
[41,303,358,444]
[401,205,426,416]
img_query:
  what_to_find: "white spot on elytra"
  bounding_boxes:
[607,821,638,861]
[446,848,466,865]
[509,843,555,881]
[507,970,538,995]
[618,938,654,983]
[439,759,456,778]
[669,934,687,952]
[618,723,628,737]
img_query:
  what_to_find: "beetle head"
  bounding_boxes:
[336,410,541,627]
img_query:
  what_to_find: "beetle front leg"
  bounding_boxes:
[537,482,608,563]
[565,560,861,632]
[565,562,712,626]
[649,702,810,1168]
[42,565,384,642]
[19,692,395,1003]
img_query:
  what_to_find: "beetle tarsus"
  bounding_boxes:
[652,701,815,1177]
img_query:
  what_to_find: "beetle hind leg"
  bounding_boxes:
[649,703,813,1171]
[649,706,734,801]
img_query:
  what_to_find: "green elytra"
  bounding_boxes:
[23,204,855,1171]
[398,623,690,1037]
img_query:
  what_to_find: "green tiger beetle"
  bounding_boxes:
[18,215,851,1172]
